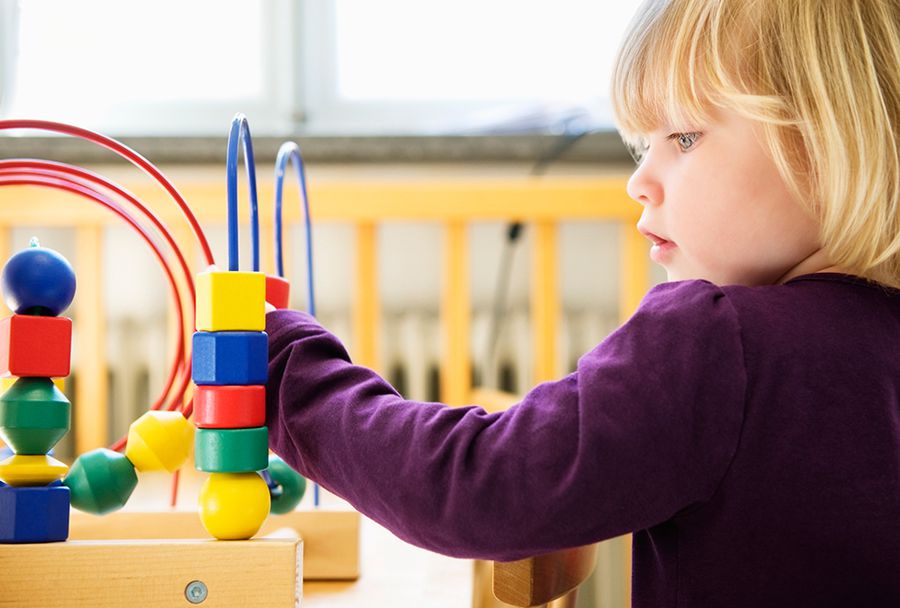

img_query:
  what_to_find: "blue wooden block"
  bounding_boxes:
[192,331,268,386]
[0,480,70,543]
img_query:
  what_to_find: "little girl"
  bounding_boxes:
[265,0,900,605]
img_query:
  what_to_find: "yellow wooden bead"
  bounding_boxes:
[195,270,266,332]
[198,472,271,540]
[125,411,194,473]
[0,453,68,486]
[1,377,65,393]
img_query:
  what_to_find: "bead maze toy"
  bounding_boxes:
[0,238,75,542]
[0,116,359,607]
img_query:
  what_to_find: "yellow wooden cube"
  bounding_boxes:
[195,270,266,331]
[0,453,68,486]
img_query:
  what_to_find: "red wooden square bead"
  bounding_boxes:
[0,315,72,378]
[193,385,265,429]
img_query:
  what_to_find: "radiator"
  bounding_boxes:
[103,306,620,432]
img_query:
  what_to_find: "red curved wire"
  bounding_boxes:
[0,161,193,419]
[0,118,218,508]
[0,174,194,453]
[0,163,194,403]
[0,119,215,266]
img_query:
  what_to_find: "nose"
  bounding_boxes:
[626,158,662,207]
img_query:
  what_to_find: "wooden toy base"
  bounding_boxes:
[69,508,361,580]
[0,538,301,608]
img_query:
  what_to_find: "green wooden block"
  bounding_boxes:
[194,427,268,473]
[0,377,70,454]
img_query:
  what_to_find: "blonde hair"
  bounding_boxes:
[611,0,900,288]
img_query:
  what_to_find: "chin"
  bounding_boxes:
[665,268,691,283]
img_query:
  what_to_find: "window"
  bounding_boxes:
[302,0,640,134]
[0,0,294,135]
[0,0,642,136]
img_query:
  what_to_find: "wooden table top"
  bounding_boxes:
[303,515,472,607]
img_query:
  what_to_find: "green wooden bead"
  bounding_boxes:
[63,448,138,515]
[267,454,306,514]
[0,377,70,454]
[194,427,268,473]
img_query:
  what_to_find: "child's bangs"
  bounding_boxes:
[611,0,746,154]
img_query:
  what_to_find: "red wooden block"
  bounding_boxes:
[193,385,265,429]
[265,275,290,310]
[0,315,72,378]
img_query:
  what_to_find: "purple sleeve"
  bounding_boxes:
[265,280,746,561]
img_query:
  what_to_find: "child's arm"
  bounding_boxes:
[265,280,746,561]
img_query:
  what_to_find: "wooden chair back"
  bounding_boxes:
[492,543,599,607]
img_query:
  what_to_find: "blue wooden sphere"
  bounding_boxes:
[1,243,77,316]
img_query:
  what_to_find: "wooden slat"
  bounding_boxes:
[164,223,196,414]
[69,508,360,581]
[0,178,638,224]
[441,222,470,406]
[279,209,294,295]
[619,223,650,323]
[622,534,633,605]
[0,538,301,608]
[0,225,11,318]
[469,387,520,414]
[259,220,276,277]
[74,225,107,454]
[532,222,559,384]
[352,222,379,369]
[0,226,9,448]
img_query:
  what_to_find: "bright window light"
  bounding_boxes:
[2,0,288,135]
[0,0,643,136]
[334,0,636,103]
[303,0,642,134]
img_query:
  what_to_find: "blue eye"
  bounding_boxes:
[667,131,701,152]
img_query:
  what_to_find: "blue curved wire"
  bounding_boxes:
[274,140,320,507]
[274,141,317,317]
[225,113,261,271]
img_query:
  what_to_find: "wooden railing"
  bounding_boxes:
[0,168,649,434]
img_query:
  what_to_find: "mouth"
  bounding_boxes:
[637,225,675,247]
[637,224,677,264]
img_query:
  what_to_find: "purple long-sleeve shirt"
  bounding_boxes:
[265,273,900,606]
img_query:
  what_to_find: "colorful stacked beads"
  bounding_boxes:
[0,240,75,543]
[193,269,270,540]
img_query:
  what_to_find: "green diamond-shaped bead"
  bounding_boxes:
[0,377,70,454]
[63,448,138,515]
